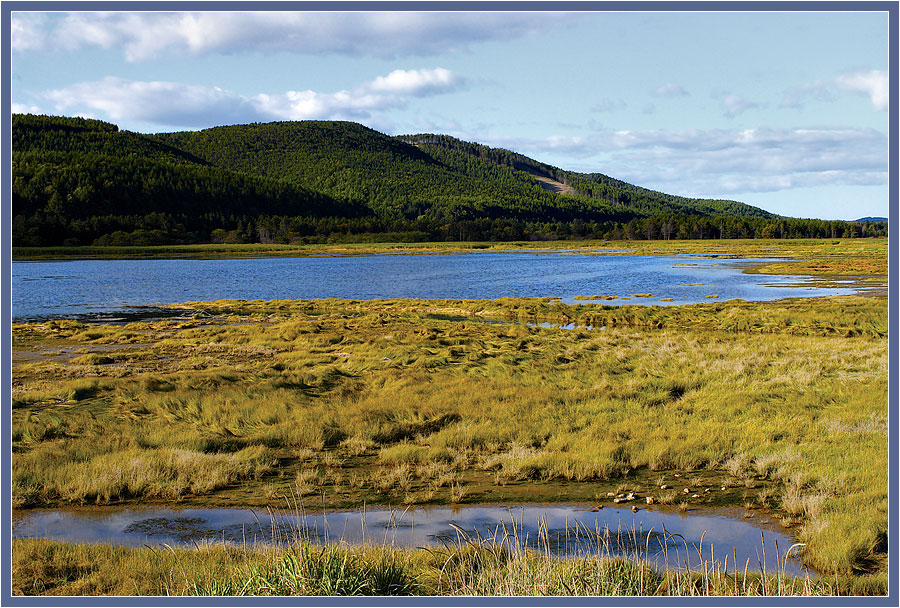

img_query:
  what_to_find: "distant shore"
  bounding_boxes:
[13,238,888,290]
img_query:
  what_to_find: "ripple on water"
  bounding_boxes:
[12,253,864,321]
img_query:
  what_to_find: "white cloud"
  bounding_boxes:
[715,93,762,119]
[11,13,48,52]
[479,126,887,197]
[835,70,888,111]
[39,68,464,128]
[253,89,404,122]
[368,68,462,96]
[12,103,43,114]
[605,127,887,194]
[781,70,887,111]
[43,77,261,126]
[653,83,688,97]
[14,12,575,60]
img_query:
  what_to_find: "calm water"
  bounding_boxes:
[12,504,807,575]
[12,252,853,321]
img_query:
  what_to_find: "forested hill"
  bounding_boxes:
[395,133,772,219]
[12,114,364,246]
[12,114,885,246]
[155,122,772,220]
[153,120,625,225]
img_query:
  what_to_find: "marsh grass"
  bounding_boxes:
[12,290,887,582]
[340,436,373,456]
[656,491,679,506]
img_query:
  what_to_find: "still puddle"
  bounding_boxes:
[482,318,602,331]
[13,503,807,575]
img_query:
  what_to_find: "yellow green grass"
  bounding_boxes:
[12,292,887,592]
[12,536,883,596]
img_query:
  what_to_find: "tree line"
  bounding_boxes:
[12,208,885,247]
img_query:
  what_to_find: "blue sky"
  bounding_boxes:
[10,8,891,220]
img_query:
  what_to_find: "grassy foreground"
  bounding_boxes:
[14,536,878,596]
[11,286,888,595]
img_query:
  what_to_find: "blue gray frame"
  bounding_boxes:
[1,2,896,606]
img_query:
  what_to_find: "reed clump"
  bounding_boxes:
[12,521,854,597]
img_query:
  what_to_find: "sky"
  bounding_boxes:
[9,8,892,220]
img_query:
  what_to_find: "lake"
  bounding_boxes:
[11,251,854,321]
[12,503,808,575]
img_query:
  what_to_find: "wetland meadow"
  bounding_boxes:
[10,238,889,596]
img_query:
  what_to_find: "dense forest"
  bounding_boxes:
[12,114,887,246]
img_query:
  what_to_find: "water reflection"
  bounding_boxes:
[13,503,807,575]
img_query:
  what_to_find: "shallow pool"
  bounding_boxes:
[13,503,808,576]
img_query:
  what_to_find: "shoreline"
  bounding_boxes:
[11,236,889,264]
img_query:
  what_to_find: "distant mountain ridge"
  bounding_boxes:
[12,114,885,246]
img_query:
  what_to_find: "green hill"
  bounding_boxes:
[12,115,364,246]
[12,114,881,246]
[153,121,625,224]
[154,122,774,221]
[395,133,773,218]
[13,114,205,166]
